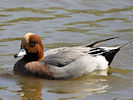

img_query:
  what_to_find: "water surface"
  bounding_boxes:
[0,0,133,100]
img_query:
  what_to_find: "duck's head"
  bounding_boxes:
[14,33,44,61]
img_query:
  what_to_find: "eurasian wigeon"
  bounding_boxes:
[14,33,129,79]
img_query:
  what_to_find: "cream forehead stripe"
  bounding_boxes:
[24,32,35,43]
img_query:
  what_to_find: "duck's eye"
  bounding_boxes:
[30,42,36,47]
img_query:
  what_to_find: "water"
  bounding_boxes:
[0,0,133,100]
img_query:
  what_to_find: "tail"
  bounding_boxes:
[117,42,131,49]
[87,37,131,65]
[102,42,131,65]
[87,37,118,47]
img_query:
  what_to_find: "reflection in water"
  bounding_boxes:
[0,67,132,100]
[0,73,44,100]
[44,77,108,100]
[14,70,110,100]
[18,76,43,100]
[16,68,133,100]
[0,70,110,100]
[14,68,131,100]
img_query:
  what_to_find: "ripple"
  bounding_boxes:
[0,29,6,31]
[96,18,132,23]
[54,14,71,18]
[64,21,103,27]
[0,45,7,47]
[110,68,131,75]
[58,27,89,33]
[3,17,54,23]
[47,7,68,10]
[0,14,12,17]
[0,24,13,27]
[115,29,133,32]
[0,53,14,57]
[3,14,71,23]
[64,17,131,28]
[67,6,133,16]
[0,87,8,90]
[0,0,133,100]
[0,37,21,42]
[0,7,55,14]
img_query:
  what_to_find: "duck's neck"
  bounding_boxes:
[23,52,44,62]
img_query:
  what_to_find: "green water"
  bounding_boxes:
[0,0,133,100]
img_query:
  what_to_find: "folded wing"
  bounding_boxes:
[44,49,86,67]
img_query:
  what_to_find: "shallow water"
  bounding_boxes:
[0,0,133,100]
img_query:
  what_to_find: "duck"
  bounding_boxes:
[14,32,129,79]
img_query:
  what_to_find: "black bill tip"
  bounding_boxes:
[14,54,18,58]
